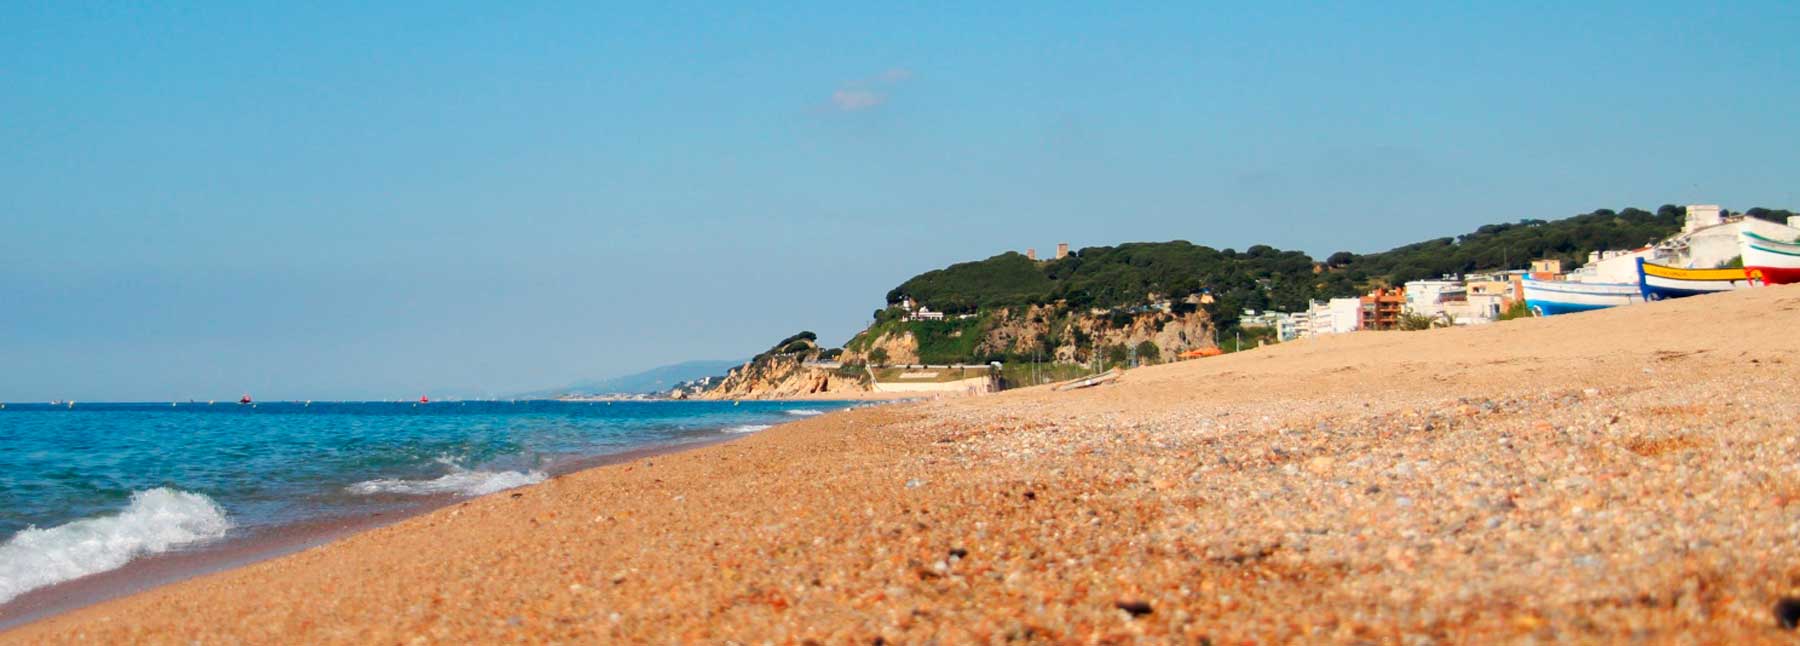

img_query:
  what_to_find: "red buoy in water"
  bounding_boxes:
[239,394,252,405]
[419,396,429,404]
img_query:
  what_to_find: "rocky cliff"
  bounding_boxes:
[840,304,1217,366]
[694,333,871,400]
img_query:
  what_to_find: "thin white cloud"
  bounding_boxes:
[831,88,885,111]
[827,68,915,112]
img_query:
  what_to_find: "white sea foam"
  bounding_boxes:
[784,409,825,417]
[723,424,774,434]
[346,464,547,497]
[0,488,233,604]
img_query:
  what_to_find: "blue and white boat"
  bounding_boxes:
[1521,275,1643,316]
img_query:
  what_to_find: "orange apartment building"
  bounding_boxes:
[1359,287,1406,330]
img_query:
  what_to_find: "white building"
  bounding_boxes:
[1682,204,1724,235]
[1575,204,1800,283]
[1275,313,1305,341]
[1302,298,1362,337]
[909,306,945,321]
[1402,279,1464,319]
[1402,277,1508,325]
[1443,294,1504,325]
[1240,309,1306,342]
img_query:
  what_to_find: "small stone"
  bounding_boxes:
[905,478,925,489]
[1776,597,1800,629]
[1115,598,1153,617]
[949,548,968,559]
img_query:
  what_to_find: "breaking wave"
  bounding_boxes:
[0,488,233,604]
[784,409,825,417]
[723,424,773,434]
[346,463,546,497]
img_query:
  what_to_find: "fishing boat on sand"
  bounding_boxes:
[1740,230,1800,285]
[1636,259,1754,301]
[1521,275,1642,316]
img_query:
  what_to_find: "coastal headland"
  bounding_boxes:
[8,285,1800,643]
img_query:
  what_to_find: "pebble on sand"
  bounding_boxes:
[1114,598,1153,617]
[1775,597,1800,629]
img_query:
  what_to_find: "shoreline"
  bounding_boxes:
[0,432,745,632]
[7,287,1800,642]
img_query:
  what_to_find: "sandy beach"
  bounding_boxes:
[8,285,1800,643]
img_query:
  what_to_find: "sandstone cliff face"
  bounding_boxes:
[1034,307,1215,363]
[837,330,919,367]
[697,340,871,400]
[699,305,1216,400]
[843,306,1215,366]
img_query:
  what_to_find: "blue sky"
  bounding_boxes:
[3,2,1796,401]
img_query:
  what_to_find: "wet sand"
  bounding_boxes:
[8,285,1800,643]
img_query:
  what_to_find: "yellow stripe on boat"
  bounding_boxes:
[1641,263,1746,281]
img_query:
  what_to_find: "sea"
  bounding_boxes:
[0,399,851,611]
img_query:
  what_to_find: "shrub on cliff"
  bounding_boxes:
[1134,341,1160,364]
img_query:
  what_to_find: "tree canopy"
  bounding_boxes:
[885,205,1716,317]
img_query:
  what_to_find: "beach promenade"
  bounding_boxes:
[8,285,1800,643]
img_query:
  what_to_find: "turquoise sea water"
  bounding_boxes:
[0,399,850,603]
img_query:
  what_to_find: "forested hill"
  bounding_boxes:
[887,205,1790,320]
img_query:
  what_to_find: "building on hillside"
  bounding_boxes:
[1573,204,1800,283]
[1446,293,1506,324]
[1056,243,1070,260]
[1393,274,1517,326]
[1239,309,1281,330]
[1466,272,1524,304]
[1275,312,1305,341]
[1026,248,1037,261]
[1285,310,1313,339]
[1683,204,1724,234]
[1240,309,1306,342]
[1402,279,1463,319]
[909,306,945,321]
[1300,298,1362,337]
[1359,287,1405,330]
[1529,259,1564,279]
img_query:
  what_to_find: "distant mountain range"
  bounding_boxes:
[517,359,743,398]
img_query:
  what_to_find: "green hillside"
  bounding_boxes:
[886,205,1723,324]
